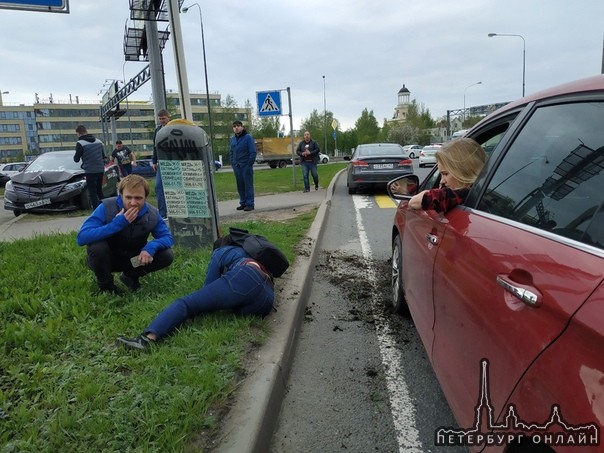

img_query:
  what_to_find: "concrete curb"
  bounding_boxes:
[215,170,343,452]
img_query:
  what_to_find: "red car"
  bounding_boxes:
[389,75,604,452]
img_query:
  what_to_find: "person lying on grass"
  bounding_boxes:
[116,235,276,350]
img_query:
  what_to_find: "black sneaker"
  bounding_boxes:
[303,189,310,193]
[243,205,255,211]
[236,205,246,211]
[315,185,319,191]
[116,334,153,351]
[120,273,141,291]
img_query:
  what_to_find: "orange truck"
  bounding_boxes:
[254,137,300,168]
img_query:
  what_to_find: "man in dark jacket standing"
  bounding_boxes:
[77,174,174,294]
[229,120,256,211]
[74,125,106,208]
[296,130,321,192]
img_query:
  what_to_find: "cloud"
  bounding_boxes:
[1,0,602,130]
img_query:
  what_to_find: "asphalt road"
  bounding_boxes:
[271,162,468,452]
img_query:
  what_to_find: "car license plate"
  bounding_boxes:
[373,163,393,169]
[24,198,51,209]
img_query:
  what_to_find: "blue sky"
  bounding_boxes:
[1,0,603,130]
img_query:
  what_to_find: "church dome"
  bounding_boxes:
[398,84,410,94]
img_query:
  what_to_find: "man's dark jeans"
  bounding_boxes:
[86,240,174,289]
[85,172,105,208]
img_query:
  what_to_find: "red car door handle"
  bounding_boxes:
[496,275,542,307]
[425,233,438,245]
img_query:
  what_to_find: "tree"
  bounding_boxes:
[388,124,420,146]
[251,115,281,138]
[338,129,358,155]
[405,99,435,131]
[354,108,379,144]
[212,94,241,162]
[378,119,392,142]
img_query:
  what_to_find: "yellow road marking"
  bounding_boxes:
[375,195,397,208]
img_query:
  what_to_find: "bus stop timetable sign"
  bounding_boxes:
[0,0,69,13]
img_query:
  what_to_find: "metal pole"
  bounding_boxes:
[322,75,327,153]
[288,87,297,188]
[488,33,526,97]
[182,3,214,152]
[122,61,134,147]
[146,20,167,116]
[167,0,193,120]
[463,81,482,125]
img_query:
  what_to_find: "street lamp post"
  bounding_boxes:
[463,81,482,125]
[0,90,8,106]
[122,61,134,147]
[322,75,327,153]
[488,33,526,97]
[182,3,214,152]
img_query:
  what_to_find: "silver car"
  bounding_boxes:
[418,144,442,167]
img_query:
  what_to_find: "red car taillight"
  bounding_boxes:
[351,160,369,167]
[419,152,425,157]
[398,159,413,166]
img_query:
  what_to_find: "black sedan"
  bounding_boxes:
[345,143,413,194]
[3,151,120,216]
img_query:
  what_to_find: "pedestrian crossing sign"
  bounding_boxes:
[257,91,282,117]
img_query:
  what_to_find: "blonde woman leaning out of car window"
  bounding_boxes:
[408,138,486,213]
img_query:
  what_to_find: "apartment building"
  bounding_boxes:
[0,92,251,162]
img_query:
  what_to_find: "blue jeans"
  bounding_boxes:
[145,259,274,339]
[301,162,319,190]
[85,172,105,208]
[233,163,255,207]
[155,167,167,217]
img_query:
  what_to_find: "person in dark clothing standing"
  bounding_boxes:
[76,174,174,294]
[74,124,106,208]
[229,120,256,211]
[111,140,137,176]
[152,109,170,219]
[296,130,320,192]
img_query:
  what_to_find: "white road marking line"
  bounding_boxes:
[353,195,423,452]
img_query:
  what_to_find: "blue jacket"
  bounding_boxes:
[203,245,249,285]
[229,130,256,167]
[76,195,174,256]
[74,134,106,173]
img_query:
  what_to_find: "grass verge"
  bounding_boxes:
[0,210,316,451]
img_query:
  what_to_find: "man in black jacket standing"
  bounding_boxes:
[74,124,106,208]
[296,130,321,192]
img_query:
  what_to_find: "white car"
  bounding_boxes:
[319,153,330,164]
[402,144,422,159]
[0,162,28,176]
[418,145,442,167]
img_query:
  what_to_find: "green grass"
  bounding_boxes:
[212,163,346,201]
[0,211,316,452]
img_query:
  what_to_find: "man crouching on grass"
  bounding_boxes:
[77,174,174,294]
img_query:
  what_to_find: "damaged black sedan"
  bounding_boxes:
[3,150,119,216]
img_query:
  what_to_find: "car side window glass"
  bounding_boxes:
[479,101,604,249]
[423,124,511,192]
